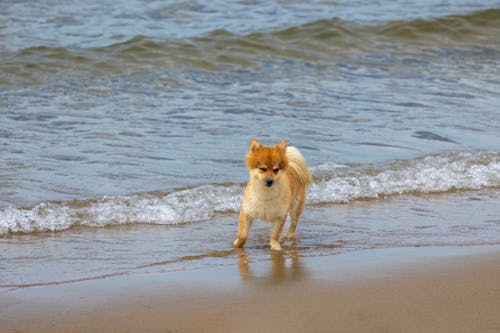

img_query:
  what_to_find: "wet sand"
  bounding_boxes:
[1,245,499,333]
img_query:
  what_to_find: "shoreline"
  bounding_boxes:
[2,245,500,332]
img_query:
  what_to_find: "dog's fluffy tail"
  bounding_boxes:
[286,146,313,186]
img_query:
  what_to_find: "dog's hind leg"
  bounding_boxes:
[285,191,306,240]
[285,215,299,240]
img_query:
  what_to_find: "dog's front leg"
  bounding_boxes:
[270,217,286,251]
[233,210,253,248]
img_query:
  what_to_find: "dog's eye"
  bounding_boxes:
[273,168,279,174]
[259,167,267,172]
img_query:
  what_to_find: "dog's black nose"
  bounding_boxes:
[265,178,274,187]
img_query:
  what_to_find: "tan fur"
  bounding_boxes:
[233,139,312,251]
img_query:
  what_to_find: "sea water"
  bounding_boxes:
[1,0,499,287]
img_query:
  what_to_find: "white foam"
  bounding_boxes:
[308,151,500,204]
[1,151,499,235]
[0,185,244,235]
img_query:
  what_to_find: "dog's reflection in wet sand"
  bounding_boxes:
[237,248,307,284]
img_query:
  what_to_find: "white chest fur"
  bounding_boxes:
[242,181,290,222]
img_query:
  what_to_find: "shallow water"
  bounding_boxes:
[1,189,499,287]
[1,1,500,286]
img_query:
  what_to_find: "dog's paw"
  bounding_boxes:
[285,231,296,240]
[233,238,244,248]
[270,240,282,251]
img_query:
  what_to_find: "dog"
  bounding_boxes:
[233,139,312,251]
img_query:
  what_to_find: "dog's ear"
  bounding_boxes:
[276,140,287,154]
[248,138,262,154]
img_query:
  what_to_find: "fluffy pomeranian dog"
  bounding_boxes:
[233,139,312,251]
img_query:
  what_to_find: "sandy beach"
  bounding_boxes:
[2,245,499,333]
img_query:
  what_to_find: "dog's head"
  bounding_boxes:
[245,139,288,187]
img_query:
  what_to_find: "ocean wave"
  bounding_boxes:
[1,151,499,235]
[0,185,244,235]
[308,151,500,204]
[2,9,499,85]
